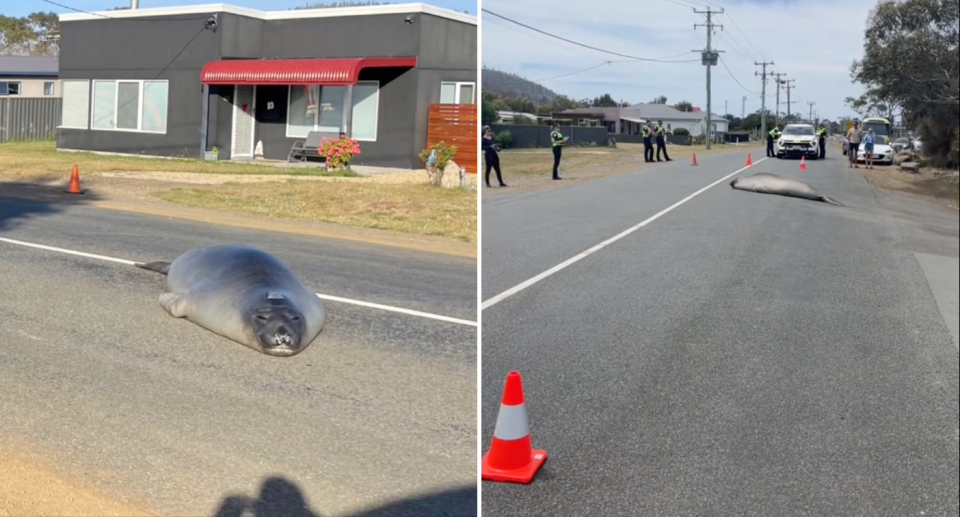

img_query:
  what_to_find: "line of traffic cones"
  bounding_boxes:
[481,371,547,484]
[65,164,85,194]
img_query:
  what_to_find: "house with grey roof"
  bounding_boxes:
[0,56,60,98]
[553,102,728,137]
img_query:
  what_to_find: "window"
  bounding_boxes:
[60,80,91,129]
[439,81,475,104]
[90,79,168,133]
[286,81,380,141]
[44,82,56,96]
[0,81,21,96]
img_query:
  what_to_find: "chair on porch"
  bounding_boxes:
[286,130,341,168]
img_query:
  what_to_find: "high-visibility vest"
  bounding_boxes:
[655,125,665,136]
[642,126,651,138]
[551,131,564,147]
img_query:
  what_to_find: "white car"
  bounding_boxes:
[856,137,894,165]
[775,124,820,160]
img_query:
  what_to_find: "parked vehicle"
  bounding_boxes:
[775,124,820,159]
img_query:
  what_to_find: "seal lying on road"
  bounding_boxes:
[729,172,843,206]
[135,244,326,357]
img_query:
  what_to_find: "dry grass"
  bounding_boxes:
[484,142,740,190]
[0,140,355,181]
[153,181,477,242]
[0,140,478,243]
[858,165,959,210]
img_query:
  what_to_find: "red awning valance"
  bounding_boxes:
[199,57,417,86]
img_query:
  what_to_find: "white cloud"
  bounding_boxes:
[481,0,876,120]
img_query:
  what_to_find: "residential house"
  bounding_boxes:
[553,103,728,137]
[55,2,476,169]
[0,56,60,98]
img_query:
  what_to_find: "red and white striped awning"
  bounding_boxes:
[199,57,417,86]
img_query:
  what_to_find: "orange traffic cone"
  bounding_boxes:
[745,153,753,166]
[690,153,698,166]
[65,164,84,194]
[481,371,547,484]
[798,156,807,170]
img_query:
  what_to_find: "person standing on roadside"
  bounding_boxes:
[862,127,876,169]
[654,120,671,162]
[642,123,654,162]
[817,125,827,159]
[550,123,568,180]
[482,126,507,188]
[845,120,862,168]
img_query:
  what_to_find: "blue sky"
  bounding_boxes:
[481,0,876,121]
[6,0,476,17]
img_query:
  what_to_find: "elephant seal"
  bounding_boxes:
[135,244,326,357]
[729,172,843,206]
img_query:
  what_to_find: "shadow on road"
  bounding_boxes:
[212,477,477,517]
[0,181,101,233]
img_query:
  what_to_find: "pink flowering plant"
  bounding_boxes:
[318,135,361,170]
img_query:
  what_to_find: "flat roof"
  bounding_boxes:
[59,2,476,26]
[0,56,59,77]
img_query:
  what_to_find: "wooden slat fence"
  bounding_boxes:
[426,103,477,173]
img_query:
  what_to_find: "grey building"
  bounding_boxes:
[554,103,728,137]
[55,3,477,169]
[0,56,60,98]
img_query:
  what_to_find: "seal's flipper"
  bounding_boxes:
[159,291,189,318]
[136,261,171,275]
[820,196,844,206]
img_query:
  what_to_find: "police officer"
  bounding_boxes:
[767,126,778,157]
[655,120,671,162]
[642,123,654,162]
[550,123,567,180]
[816,125,827,159]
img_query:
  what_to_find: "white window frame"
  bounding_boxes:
[89,79,169,134]
[44,82,56,96]
[284,81,380,142]
[58,79,91,130]
[0,81,21,96]
[440,81,475,104]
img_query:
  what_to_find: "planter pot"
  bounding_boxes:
[204,151,219,161]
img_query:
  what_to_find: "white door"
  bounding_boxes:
[231,85,256,158]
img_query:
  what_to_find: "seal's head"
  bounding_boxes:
[247,291,307,357]
[729,177,740,188]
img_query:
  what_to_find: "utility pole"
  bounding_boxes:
[741,96,746,118]
[772,72,786,127]
[755,61,774,139]
[807,101,815,123]
[694,6,723,150]
[724,100,728,116]
[782,79,795,122]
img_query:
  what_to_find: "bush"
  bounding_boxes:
[419,140,458,170]
[494,130,514,149]
[673,127,690,136]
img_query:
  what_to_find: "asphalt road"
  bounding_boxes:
[0,197,478,517]
[481,147,959,516]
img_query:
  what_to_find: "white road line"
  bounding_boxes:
[481,158,768,310]
[0,237,478,328]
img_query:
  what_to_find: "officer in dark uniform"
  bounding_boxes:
[816,125,827,159]
[766,127,778,157]
[655,120,671,161]
[642,123,654,162]
[550,123,567,180]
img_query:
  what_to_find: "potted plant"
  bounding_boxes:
[318,135,361,171]
[418,140,458,186]
[204,146,219,161]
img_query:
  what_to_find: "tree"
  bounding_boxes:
[481,96,499,126]
[851,0,959,166]
[0,12,59,56]
[674,100,693,112]
[591,93,618,107]
[650,95,667,104]
[844,88,902,119]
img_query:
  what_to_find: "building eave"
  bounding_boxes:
[58,2,477,26]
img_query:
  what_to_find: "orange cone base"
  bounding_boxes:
[481,447,547,484]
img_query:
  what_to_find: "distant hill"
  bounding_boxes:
[482,67,559,104]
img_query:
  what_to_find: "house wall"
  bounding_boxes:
[56,13,222,157]
[56,9,476,168]
[1,77,61,98]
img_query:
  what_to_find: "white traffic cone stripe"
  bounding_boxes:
[493,402,530,441]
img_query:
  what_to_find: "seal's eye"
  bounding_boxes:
[255,315,269,322]
[291,316,301,322]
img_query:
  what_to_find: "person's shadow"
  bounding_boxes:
[212,476,476,517]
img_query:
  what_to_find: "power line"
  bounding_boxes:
[719,55,759,95]
[482,9,701,63]
[534,51,702,82]
[703,0,767,60]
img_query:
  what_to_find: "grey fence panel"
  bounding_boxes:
[489,124,610,148]
[0,98,62,143]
